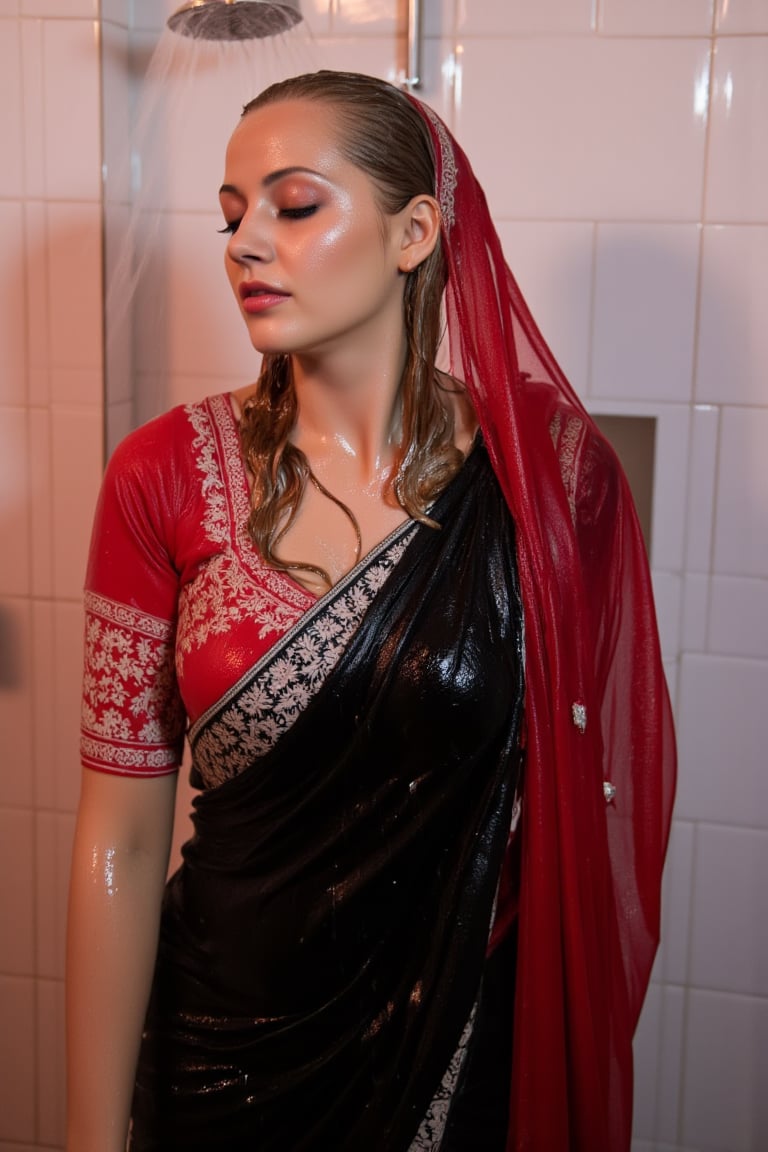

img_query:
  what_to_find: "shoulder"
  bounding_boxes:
[91,394,237,564]
[105,393,235,495]
[107,399,204,475]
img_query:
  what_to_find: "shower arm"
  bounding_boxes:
[404,0,423,90]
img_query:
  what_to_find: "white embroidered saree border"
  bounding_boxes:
[190,518,419,788]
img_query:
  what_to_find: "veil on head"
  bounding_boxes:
[408,95,676,1151]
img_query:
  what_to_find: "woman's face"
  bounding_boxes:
[220,99,409,360]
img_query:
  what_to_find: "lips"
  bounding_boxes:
[239,280,290,314]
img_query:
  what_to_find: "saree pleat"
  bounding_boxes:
[130,444,525,1151]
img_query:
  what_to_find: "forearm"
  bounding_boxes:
[66,771,177,1152]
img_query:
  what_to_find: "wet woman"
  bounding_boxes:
[66,71,674,1152]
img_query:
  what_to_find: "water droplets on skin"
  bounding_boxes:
[90,844,118,896]
[104,21,320,420]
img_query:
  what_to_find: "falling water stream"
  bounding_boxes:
[104,20,320,436]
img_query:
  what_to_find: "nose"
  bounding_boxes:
[227,209,274,266]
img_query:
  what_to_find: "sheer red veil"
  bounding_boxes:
[407,97,676,1151]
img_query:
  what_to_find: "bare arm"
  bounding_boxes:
[66,768,178,1152]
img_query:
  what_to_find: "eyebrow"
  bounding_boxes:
[219,166,325,196]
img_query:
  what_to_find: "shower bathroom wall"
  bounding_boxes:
[0,0,766,1149]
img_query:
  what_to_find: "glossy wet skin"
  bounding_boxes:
[217,98,450,595]
[219,98,413,364]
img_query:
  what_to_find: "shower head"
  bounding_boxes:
[167,0,303,42]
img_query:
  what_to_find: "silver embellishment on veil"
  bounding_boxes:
[420,105,457,230]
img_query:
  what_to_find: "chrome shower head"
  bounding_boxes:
[168,0,303,42]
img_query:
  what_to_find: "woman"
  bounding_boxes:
[67,71,674,1152]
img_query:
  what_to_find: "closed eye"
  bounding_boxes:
[280,205,318,220]
[217,219,241,235]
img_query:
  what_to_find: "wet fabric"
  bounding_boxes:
[129,442,525,1151]
[80,394,318,776]
[408,95,677,1151]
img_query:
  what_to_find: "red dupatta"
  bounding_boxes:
[408,97,676,1151]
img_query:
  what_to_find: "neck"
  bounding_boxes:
[289,340,407,479]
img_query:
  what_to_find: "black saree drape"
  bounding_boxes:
[130,444,525,1151]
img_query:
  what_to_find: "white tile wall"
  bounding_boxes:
[712,406,768,578]
[708,576,768,659]
[0,410,31,596]
[300,0,332,36]
[22,0,97,12]
[684,404,719,572]
[0,19,24,198]
[52,599,87,814]
[35,812,75,981]
[457,0,595,35]
[0,976,36,1142]
[681,573,710,652]
[0,204,28,408]
[496,221,594,395]
[50,406,103,600]
[24,201,51,395]
[715,0,768,33]
[689,823,768,996]
[31,599,56,808]
[600,0,715,36]
[20,16,45,198]
[652,571,684,661]
[656,984,687,1144]
[101,20,131,206]
[1,3,767,1149]
[632,980,662,1139]
[332,0,404,36]
[0,598,34,809]
[455,37,710,221]
[591,224,699,403]
[659,819,696,984]
[46,202,103,372]
[36,978,66,1146]
[27,408,54,598]
[101,0,129,25]
[0,9,104,1148]
[706,37,768,222]
[133,210,256,385]
[42,19,101,200]
[696,225,768,406]
[676,654,768,827]
[682,989,768,1151]
[131,0,170,32]
[0,808,36,974]
[633,981,689,1144]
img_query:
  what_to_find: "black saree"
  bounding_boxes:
[130,443,525,1152]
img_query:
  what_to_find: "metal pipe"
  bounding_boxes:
[405,0,423,90]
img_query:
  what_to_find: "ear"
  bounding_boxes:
[396,195,441,274]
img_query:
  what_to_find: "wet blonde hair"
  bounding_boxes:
[237,71,464,584]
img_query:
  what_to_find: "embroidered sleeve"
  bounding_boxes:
[80,411,188,776]
[81,593,185,775]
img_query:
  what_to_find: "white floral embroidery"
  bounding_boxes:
[176,553,307,675]
[178,396,313,667]
[81,592,185,774]
[185,401,229,546]
[419,105,457,230]
[550,409,596,529]
[409,1006,477,1151]
[190,530,416,788]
